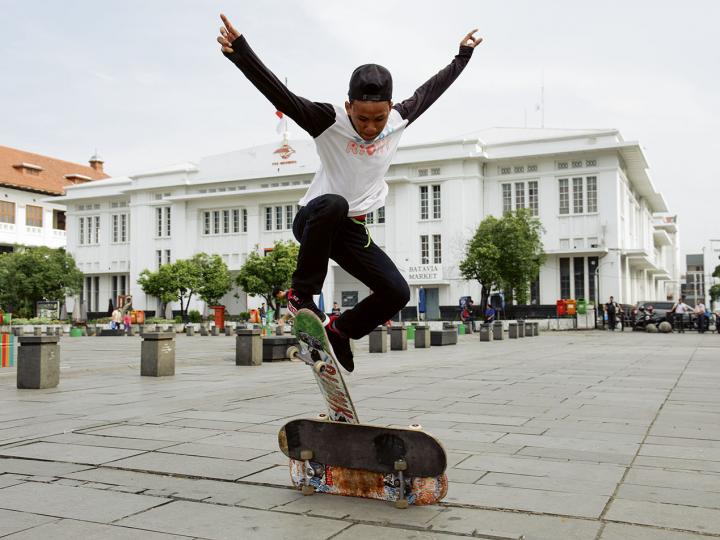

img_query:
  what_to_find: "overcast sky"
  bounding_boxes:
[2,0,718,257]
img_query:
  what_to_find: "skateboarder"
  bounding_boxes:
[218,14,482,372]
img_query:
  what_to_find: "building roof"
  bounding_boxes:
[445,126,618,146]
[0,145,109,196]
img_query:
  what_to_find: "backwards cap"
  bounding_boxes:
[348,64,392,102]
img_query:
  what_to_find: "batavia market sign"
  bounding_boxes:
[407,264,443,283]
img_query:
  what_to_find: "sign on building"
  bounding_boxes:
[407,264,443,283]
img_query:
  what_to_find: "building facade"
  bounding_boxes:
[55,128,679,317]
[0,145,108,253]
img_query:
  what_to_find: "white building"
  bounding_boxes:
[0,145,108,254]
[54,128,679,318]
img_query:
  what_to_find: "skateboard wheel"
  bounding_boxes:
[316,413,328,420]
[394,459,407,471]
[408,423,423,430]
[395,499,409,509]
[313,361,326,374]
[301,485,315,496]
[300,449,313,460]
[286,346,299,359]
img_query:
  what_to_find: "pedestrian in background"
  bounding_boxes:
[671,296,690,333]
[694,300,707,333]
[605,296,620,331]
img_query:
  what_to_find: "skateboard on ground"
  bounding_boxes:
[286,309,358,423]
[279,418,448,508]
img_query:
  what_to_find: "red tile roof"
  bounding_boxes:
[0,145,109,196]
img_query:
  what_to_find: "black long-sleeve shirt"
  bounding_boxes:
[224,36,474,215]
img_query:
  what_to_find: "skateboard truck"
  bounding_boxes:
[394,458,408,509]
[287,343,326,374]
[300,449,315,496]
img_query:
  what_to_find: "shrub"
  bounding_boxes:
[188,310,202,323]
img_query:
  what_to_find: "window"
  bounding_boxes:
[377,206,385,223]
[79,217,85,244]
[586,159,597,167]
[242,209,248,232]
[0,201,15,224]
[572,177,584,213]
[111,213,128,243]
[514,166,524,174]
[156,250,162,269]
[156,207,162,236]
[265,207,272,231]
[275,206,282,230]
[26,205,42,227]
[93,276,99,313]
[432,234,442,264]
[502,184,512,214]
[560,257,571,299]
[586,176,597,213]
[528,181,539,216]
[432,185,441,219]
[418,168,428,177]
[165,207,171,236]
[203,212,211,235]
[558,179,569,215]
[557,162,569,169]
[52,209,65,230]
[222,210,230,234]
[94,216,100,244]
[430,167,441,176]
[530,275,540,305]
[588,257,598,303]
[572,160,583,168]
[213,210,220,235]
[500,167,511,175]
[420,235,429,264]
[232,209,240,233]
[285,205,294,230]
[574,257,585,299]
[165,249,171,264]
[419,186,428,219]
[515,183,525,209]
[527,165,538,173]
[366,211,374,224]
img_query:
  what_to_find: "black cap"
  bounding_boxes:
[348,64,392,102]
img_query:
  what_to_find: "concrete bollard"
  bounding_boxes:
[369,326,388,353]
[211,325,220,336]
[55,327,62,337]
[517,321,525,338]
[464,322,474,334]
[199,324,209,336]
[17,336,60,389]
[236,328,262,366]
[141,332,175,377]
[390,325,407,351]
[479,324,493,342]
[414,325,431,348]
[533,322,540,336]
[274,324,284,336]
[86,325,96,336]
[509,322,518,339]
[185,325,194,337]
[126,325,137,337]
[225,324,234,336]
[492,321,503,340]
[33,327,42,337]
[45,326,55,337]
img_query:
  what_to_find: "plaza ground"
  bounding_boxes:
[0,329,718,539]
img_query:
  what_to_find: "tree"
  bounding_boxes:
[460,210,545,308]
[138,253,233,320]
[194,253,232,306]
[0,245,83,318]
[710,284,720,303]
[236,240,299,313]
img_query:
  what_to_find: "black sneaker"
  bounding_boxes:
[327,315,354,373]
[285,288,327,325]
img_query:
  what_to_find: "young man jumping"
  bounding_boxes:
[218,14,482,372]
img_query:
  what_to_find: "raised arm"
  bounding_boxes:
[394,29,483,126]
[217,14,335,138]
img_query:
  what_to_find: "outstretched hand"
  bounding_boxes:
[461,29,483,48]
[217,13,241,53]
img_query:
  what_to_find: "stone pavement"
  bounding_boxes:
[0,329,718,539]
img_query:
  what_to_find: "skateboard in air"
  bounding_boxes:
[286,308,358,423]
[278,418,448,508]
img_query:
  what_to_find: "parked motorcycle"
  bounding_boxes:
[632,305,663,331]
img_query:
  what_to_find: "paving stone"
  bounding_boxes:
[624,468,720,493]
[605,498,720,534]
[107,451,270,481]
[157,442,268,461]
[332,523,451,540]
[0,458,89,477]
[82,424,224,443]
[616,482,720,509]
[0,482,168,523]
[428,506,601,539]
[599,522,709,540]
[0,509,57,537]
[0,476,25,488]
[116,499,348,539]
[40,432,176,451]
[3,518,188,539]
[0,442,144,465]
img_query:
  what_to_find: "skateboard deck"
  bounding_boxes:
[289,309,358,423]
[279,418,448,507]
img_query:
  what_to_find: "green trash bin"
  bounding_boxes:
[2,313,11,324]
[458,322,466,335]
[69,327,83,337]
[406,324,416,341]
[577,298,587,315]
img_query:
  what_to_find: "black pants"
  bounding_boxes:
[696,313,706,333]
[292,194,410,339]
[674,313,685,332]
[608,313,616,330]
